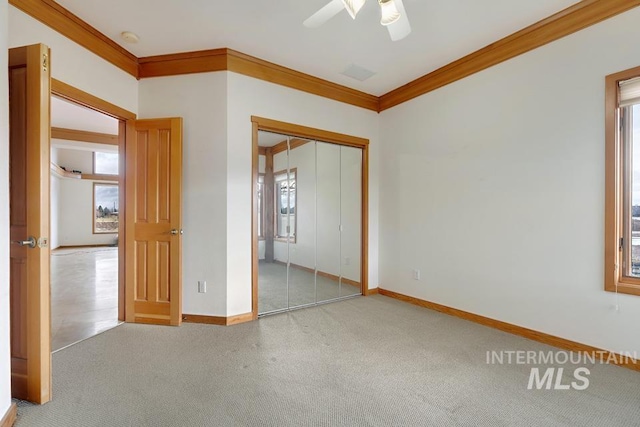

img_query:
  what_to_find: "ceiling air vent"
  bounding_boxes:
[341,64,376,82]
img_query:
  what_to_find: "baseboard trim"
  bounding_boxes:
[226,312,253,325]
[182,314,225,325]
[366,287,379,295]
[183,312,253,326]
[0,404,17,427]
[378,288,640,372]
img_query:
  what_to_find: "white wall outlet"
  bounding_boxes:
[198,280,207,293]
[412,269,421,280]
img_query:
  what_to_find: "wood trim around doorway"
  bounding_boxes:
[0,404,17,427]
[251,116,370,319]
[51,80,136,321]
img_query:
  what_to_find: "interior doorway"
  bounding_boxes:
[49,95,122,351]
[251,117,370,318]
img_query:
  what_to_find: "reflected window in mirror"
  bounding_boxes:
[258,174,265,239]
[274,169,296,242]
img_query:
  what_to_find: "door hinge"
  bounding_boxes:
[619,237,624,251]
[43,53,48,72]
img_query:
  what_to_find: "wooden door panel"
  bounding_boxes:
[126,118,182,326]
[135,241,148,300]
[8,44,51,404]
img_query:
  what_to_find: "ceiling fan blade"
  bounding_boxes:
[304,0,345,28]
[387,0,411,41]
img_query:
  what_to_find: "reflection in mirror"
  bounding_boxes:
[315,142,341,303]
[257,131,288,314]
[339,146,362,296]
[257,130,363,316]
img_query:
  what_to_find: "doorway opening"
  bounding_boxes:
[251,117,370,318]
[49,95,122,351]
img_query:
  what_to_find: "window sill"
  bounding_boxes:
[606,281,640,297]
[274,237,296,244]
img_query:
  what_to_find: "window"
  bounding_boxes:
[258,174,265,239]
[93,151,119,175]
[605,66,640,296]
[93,183,119,234]
[274,169,296,242]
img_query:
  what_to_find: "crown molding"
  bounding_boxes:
[225,49,380,111]
[138,48,228,78]
[9,0,139,77]
[10,0,640,112]
[378,0,640,111]
[139,48,380,111]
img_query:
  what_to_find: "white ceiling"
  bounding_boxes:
[258,131,287,148]
[51,96,119,134]
[54,0,580,96]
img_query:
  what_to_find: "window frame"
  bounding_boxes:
[605,65,640,296]
[93,182,119,235]
[258,173,265,240]
[273,167,297,243]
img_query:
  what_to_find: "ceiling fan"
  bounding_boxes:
[304,0,411,41]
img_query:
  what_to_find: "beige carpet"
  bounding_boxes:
[14,295,640,426]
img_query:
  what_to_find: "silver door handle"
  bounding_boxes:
[14,236,37,248]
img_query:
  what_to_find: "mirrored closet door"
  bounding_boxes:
[257,131,363,316]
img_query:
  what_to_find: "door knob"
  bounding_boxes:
[13,236,37,248]
[170,229,178,235]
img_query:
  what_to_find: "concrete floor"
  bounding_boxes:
[51,247,120,352]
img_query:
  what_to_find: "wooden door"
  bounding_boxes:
[9,44,52,404]
[125,118,183,325]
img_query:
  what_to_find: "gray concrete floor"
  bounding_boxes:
[51,247,120,352]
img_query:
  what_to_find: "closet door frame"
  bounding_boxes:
[251,116,370,319]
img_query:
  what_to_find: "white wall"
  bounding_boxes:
[138,73,228,317]
[54,148,117,247]
[138,71,378,317]
[0,0,11,417]
[227,71,380,316]
[50,174,61,249]
[379,7,640,355]
[50,147,60,249]
[57,179,117,247]
[8,6,138,114]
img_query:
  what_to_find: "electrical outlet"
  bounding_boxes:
[345,257,351,266]
[412,269,421,280]
[198,280,207,293]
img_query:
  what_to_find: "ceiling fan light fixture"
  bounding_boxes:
[341,0,366,20]
[379,0,401,26]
